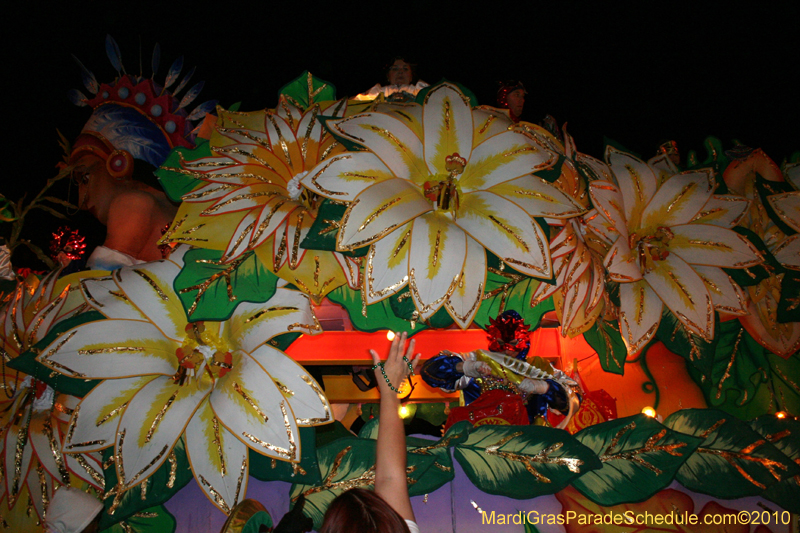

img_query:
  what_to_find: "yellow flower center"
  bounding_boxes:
[174,322,232,385]
[422,153,466,213]
[629,226,674,274]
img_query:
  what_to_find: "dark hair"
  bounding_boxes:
[384,56,418,84]
[320,488,410,533]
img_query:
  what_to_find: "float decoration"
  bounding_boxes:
[750,414,800,514]
[359,417,462,496]
[291,421,468,531]
[172,248,278,321]
[0,271,104,524]
[302,82,583,328]
[248,426,322,486]
[570,414,702,506]
[36,255,330,514]
[99,439,192,527]
[277,71,337,110]
[158,95,352,303]
[100,504,176,533]
[589,148,761,355]
[664,408,800,499]
[582,319,627,375]
[453,424,601,499]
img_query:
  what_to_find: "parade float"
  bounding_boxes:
[1,37,798,532]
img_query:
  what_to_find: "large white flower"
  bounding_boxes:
[162,98,357,300]
[0,272,104,520]
[302,83,583,327]
[590,148,760,354]
[768,162,800,270]
[37,248,330,513]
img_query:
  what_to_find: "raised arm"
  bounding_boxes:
[369,332,420,523]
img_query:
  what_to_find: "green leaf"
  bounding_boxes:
[406,422,470,496]
[664,408,800,498]
[156,140,212,202]
[99,439,193,529]
[656,309,718,379]
[173,249,278,321]
[34,203,69,219]
[582,319,627,375]
[290,437,377,531]
[454,425,600,499]
[8,311,105,397]
[756,174,797,236]
[357,418,467,497]
[327,285,427,336]
[686,329,800,420]
[278,71,337,109]
[685,136,730,178]
[102,505,176,533]
[249,427,322,485]
[776,269,800,323]
[723,227,774,287]
[299,199,346,252]
[571,414,702,505]
[700,321,769,409]
[751,415,800,513]
[474,275,554,331]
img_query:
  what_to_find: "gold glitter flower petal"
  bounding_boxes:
[619,280,663,355]
[184,399,248,514]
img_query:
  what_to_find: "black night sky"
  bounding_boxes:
[5,2,799,269]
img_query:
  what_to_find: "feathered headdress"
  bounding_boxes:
[67,35,216,169]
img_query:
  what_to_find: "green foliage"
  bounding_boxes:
[454,425,600,499]
[155,140,211,202]
[249,427,322,485]
[327,285,428,336]
[278,71,337,109]
[99,439,193,529]
[571,414,702,505]
[173,249,278,322]
[583,319,627,375]
[101,505,176,533]
[299,199,346,253]
[656,309,718,379]
[750,415,800,513]
[665,408,800,499]
[290,437,377,531]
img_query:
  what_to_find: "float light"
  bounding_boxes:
[641,406,657,418]
[775,411,787,419]
[398,404,411,418]
[386,330,396,341]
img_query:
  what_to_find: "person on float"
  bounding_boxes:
[320,332,421,533]
[420,310,581,427]
[63,38,213,271]
[68,129,177,270]
[44,487,103,533]
[496,80,526,123]
[355,56,429,102]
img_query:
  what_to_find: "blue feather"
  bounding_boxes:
[178,81,204,110]
[172,66,196,95]
[105,35,124,74]
[71,54,98,95]
[151,43,161,78]
[164,56,183,89]
[186,100,218,122]
[67,89,89,107]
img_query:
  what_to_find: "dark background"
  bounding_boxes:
[4,1,798,269]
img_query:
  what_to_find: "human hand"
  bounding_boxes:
[462,360,491,377]
[369,332,420,396]
[518,378,549,395]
